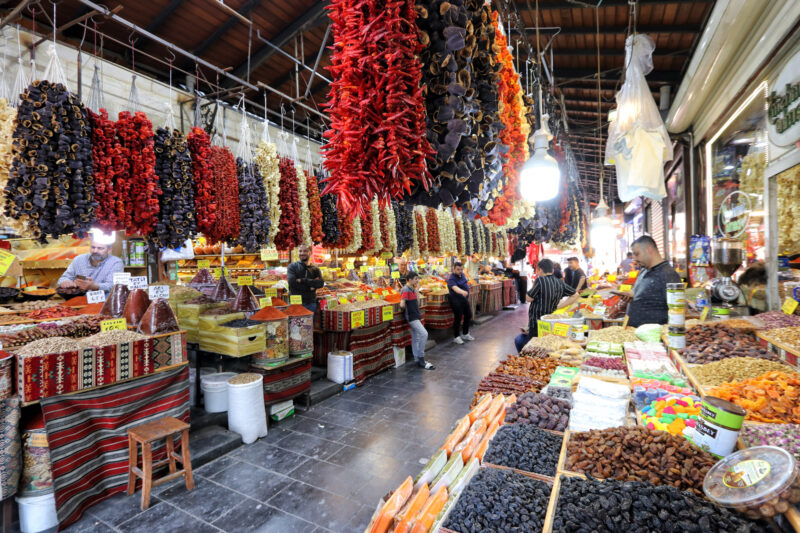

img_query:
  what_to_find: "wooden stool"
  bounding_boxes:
[127,416,194,510]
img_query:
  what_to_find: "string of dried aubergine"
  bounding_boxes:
[320,172,340,247]
[150,128,196,249]
[235,157,270,252]
[394,202,413,255]
[6,81,95,241]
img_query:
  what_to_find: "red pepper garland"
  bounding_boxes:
[455,217,464,256]
[425,208,441,256]
[88,109,123,232]
[306,171,325,244]
[322,0,433,215]
[274,157,303,251]
[379,207,391,252]
[356,203,375,255]
[415,210,428,254]
[206,145,239,244]
[331,212,353,250]
[115,111,161,235]
[187,127,216,235]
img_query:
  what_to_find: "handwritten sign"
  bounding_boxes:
[374,270,383,278]
[372,293,380,300]
[148,285,170,300]
[346,262,354,270]
[197,260,211,269]
[351,310,365,329]
[381,252,393,259]
[101,318,127,332]
[264,288,277,298]
[260,248,279,261]
[619,284,632,292]
[360,265,369,273]
[86,290,106,304]
[607,274,617,282]
[382,306,394,322]
[259,297,272,307]
[0,250,15,276]
[377,260,386,267]
[356,294,366,302]
[130,276,148,290]
[290,295,303,305]
[237,275,253,286]
[391,271,401,279]
[339,296,349,304]
[782,297,799,315]
[552,323,570,337]
[537,320,552,336]
[113,272,131,286]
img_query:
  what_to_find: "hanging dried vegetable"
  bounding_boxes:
[187,127,216,235]
[777,165,800,254]
[331,210,353,250]
[6,81,95,241]
[206,145,239,244]
[368,198,382,255]
[0,98,23,234]
[439,208,458,255]
[115,111,161,236]
[385,203,398,255]
[356,200,376,255]
[254,140,281,245]
[454,215,464,255]
[295,166,312,247]
[275,157,303,251]
[323,0,432,214]
[306,169,324,244]
[550,171,583,248]
[394,202,413,255]
[341,216,362,254]
[415,208,428,254]
[88,109,123,232]
[425,207,441,255]
[150,128,196,249]
[320,172,340,246]
[379,204,392,252]
[464,213,474,256]
[235,157,270,252]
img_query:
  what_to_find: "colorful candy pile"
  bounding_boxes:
[640,394,702,436]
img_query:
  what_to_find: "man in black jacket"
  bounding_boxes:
[287,245,324,312]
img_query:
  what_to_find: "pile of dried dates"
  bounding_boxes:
[473,371,546,405]
[483,424,561,476]
[683,324,777,364]
[505,392,571,432]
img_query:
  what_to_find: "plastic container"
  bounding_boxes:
[693,396,746,458]
[328,351,354,384]
[712,307,731,320]
[703,446,800,520]
[227,373,267,444]
[667,325,686,349]
[20,416,52,496]
[201,372,237,413]
[16,492,57,533]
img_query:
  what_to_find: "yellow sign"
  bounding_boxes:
[607,274,617,282]
[553,307,569,315]
[622,315,630,328]
[238,275,253,286]
[382,306,394,322]
[381,252,393,259]
[213,268,222,278]
[374,270,383,278]
[391,271,401,279]
[700,306,710,322]
[619,284,632,292]
[372,293,380,300]
[351,310,365,329]
[360,265,369,273]
[260,248,279,261]
[537,320,552,336]
[356,294,366,302]
[782,297,799,315]
[264,288,277,298]
[259,297,272,307]
[552,323,570,337]
[339,296,349,304]
[290,295,303,305]
[197,259,211,270]
[377,260,386,267]
[346,262,354,270]
[101,318,127,332]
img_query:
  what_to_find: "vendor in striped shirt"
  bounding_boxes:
[514,258,581,353]
[58,235,124,293]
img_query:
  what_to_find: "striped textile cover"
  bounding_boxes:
[249,359,311,404]
[422,301,455,330]
[349,322,393,384]
[468,289,480,317]
[502,279,517,306]
[40,365,190,528]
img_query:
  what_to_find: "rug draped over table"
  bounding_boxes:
[40,365,190,528]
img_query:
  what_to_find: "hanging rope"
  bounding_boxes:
[595,4,604,205]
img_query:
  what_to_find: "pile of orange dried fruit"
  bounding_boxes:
[708,371,800,423]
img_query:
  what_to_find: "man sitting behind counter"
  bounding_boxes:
[58,239,124,293]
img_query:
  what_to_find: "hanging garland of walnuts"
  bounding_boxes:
[254,140,282,245]
[275,157,303,251]
[187,127,216,236]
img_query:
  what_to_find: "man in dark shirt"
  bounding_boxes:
[563,257,586,292]
[514,258,581,352]
[447,262,474,345]
[625,235,682,327]
[287,245,324,313]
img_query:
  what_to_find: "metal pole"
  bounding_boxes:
[255,29,331,83]
[304,23,330,100]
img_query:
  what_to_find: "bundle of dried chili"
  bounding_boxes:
[274,157,302,251]
[306,170,325,244]
[88,109,123,232]
[187,127,216,235]
[207,145,239,244]
[330,210,352,250]
[235,157,271,252]
[150,128,196,249]
[425,207,441,255]
[379,205,391,252]
[455,216,464,255]
[393,202,413,255]
[414,208,428,254]
[322,0,432,215]
[355,199,375,256]
[115,111,161,236]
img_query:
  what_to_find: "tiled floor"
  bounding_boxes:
[60,306,524,533]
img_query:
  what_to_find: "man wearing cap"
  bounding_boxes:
[58,234,124,293]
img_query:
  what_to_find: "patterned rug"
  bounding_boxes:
[40,364,190,528]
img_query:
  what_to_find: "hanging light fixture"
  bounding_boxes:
[519,0,560,203]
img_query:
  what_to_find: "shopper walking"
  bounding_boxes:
[400,272,434,370]
[624,235,682,327]
[287,245,325,313]
[447,262,474,345]
[514,259,581,353]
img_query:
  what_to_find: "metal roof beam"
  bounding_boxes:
[555,69,680,83]
[517,0,711,9]
[552,48,689,57]
[192,0,260,58]
[525,25,701,35]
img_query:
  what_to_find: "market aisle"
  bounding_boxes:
[60,306,526,533]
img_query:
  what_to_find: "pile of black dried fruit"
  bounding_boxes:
[150,127,197,249]
[483,424,561,476]
[553,476,768,533]
[505,392,571,431]
[444,468,549,533]
[220,318,262,328]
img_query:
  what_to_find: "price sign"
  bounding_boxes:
[377,260,386,267]
[782,297,799,315]
[553,307,569,315]
[197,260,211,269]
[148,285,170,300]
[391,271,401,279]
[86,290,106,304]
[260,248,279,261]
[360,266,369,273]
[346,262,354,270]
[537,320,552,336]
[700,306,710,322]
[0,250,16,276]
[101,318,127,332]
[381,252,393,259]
[351,310,365,329]
[264,288,277,298]
[552,323,570,337]
[113,272,131,286]
[356,294,366,302]
[374,270,383,278]
[339,296,349,304]
[372,293,380,300]
[382,306,394,322]
[259,297,272,307]
[130,276,148,290]
[622,315,630,328]
[290,295,303,305]
[607,274,617,282]
[238,275,253,286]
[619,284,632,292]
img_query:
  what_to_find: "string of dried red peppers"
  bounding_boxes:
[88,109,123,232]
[414,210,428,254]
[115,111,161,235]
[274,157,303,251]
[355,202,375,255]
[187,127,216,235]
[306,170,325,245]
[322,0,432,215]
[379,207,391,252]
[425,208,441,255]
[206,145,239,244]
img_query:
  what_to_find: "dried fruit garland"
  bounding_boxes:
[323,0,432,215]
[306,170,324,244]
[414,208,428,254]
[235,157,271,252]
[394,202,413,255]
[187,127,216,235]
[385,204,398,255]
[0,99,22,234]
[297,167,313,247]
[274,157,303,251]
[254,140,281,244]
[116,111,161,236]
[356,199,375,255]
[207,145,239,243]
[379,205,392,252]
[6,81,95,241]
[88,109,123,232]
[151,128,196,249]
[425,207,441,255]
[330,207,352,249]
[320,173,341,247]
[455,216,464,256]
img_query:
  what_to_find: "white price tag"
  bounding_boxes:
[113,272,131,286]
[148,285,170,300]
[86,290,106,304]
[129,276,148,290]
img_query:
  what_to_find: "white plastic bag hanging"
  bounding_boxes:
[605,34,672,202]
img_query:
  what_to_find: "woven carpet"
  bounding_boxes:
[41,364,190,528]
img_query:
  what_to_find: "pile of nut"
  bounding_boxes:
[587,326,638,343]
[521,334,582,353]
[565,426,715,495]
[683,324,777,364]
[760,326,800,350]
[691,357,794,387]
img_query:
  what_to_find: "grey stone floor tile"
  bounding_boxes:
[211,500,316,533]
[158,475,246,523]
[209,459,292,503]
[116,501,220,533]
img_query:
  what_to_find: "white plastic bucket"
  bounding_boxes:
[327,351,353,383]
[201,372,237,413]
[17,492,57,533]
[227,374,268,444]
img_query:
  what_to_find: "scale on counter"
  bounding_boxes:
[707,192,749,310]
